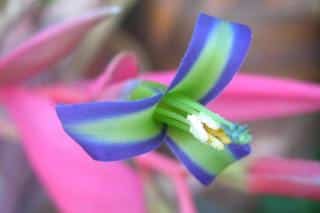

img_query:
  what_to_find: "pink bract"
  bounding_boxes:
[249,157,320,200]
[0,7,120,84]
[2,88,146,213]
[142,71,320,121]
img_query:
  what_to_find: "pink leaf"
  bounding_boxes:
[1,88,146,213]
[173,175,196,213]
[249,157,320,200]
[32,70,320,121]
[87,52,139,99]
[210,74,320,121]
[142,71,320,121]
[31,52,139,103]
[0,7,121,85]
[136,152,186,178]
[136,153,196,213]
[36,84,88,103]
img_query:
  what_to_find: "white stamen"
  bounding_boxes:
[198,112,220,130]
[187,114,208,142]
[187,113,225,151]
[210,138,224,150]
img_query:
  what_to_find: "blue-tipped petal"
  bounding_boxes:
[166,128,251,185]
[168,14,215,90]
[56,94,165,161]
[200,22,252,104]
[166,136,215,185]
[228,143,251,159]
[65,128,166,161]
[168,13,252,104]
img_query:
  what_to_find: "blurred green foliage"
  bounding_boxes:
[259,196,320,213]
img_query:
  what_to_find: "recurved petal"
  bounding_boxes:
[166,128,250,185]
[56,94,165,161]
[167,13,251,104]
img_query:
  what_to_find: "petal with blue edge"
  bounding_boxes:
[168,13,252,104]
[166,128,250,185]
[56,95,165,161]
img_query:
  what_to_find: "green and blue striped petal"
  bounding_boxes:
[56,94,165,161]
[166,128,250,185]
[168,13,252,104]
[123,80,167,101]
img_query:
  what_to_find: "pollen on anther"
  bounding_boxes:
[187,113,231,151]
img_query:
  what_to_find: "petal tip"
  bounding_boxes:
[228,143,251,159]
[55,104,68,122]
[166,136,216,185]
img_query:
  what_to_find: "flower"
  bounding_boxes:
[1,4,320,212]
[56,13,252,185]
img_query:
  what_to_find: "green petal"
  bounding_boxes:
[56,95,165,161]
[168,13,251,104]
[166,127,250,185]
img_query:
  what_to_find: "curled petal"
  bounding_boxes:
[166,128,250,185]
[56,94,165,161]
[167,13,251,104]
[0,7,120,84]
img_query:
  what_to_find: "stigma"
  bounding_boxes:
[187,113,231,150]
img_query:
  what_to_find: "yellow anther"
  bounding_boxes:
[187,113,231,151]
[203,124,231,145]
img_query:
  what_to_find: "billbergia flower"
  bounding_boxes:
[56,13,252,185]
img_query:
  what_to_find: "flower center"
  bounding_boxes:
[153,94,251,150]
[186,113,231,150]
